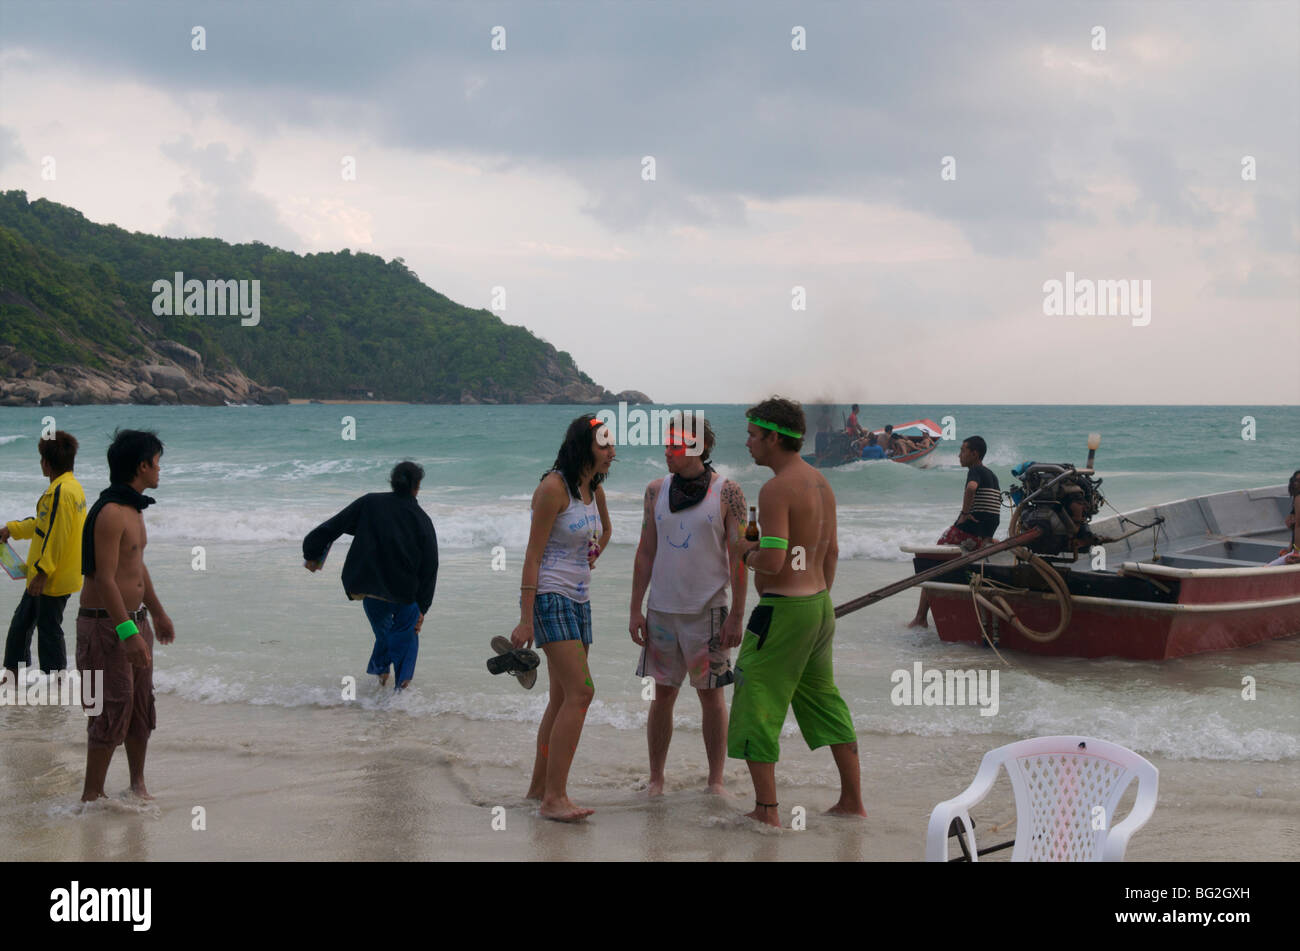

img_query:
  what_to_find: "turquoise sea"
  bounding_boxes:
[1,403,1296,765]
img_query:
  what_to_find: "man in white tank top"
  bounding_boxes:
[629,418,748,796]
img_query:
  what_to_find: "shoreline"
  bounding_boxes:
[287,398,411,405]
[2,692,1295,861]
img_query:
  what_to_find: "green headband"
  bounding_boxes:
[747,416,804,440]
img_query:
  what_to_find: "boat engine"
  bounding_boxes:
[1009,462,1104,556]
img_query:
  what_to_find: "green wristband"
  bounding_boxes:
[759,536,789,550]
[116,619,139,641]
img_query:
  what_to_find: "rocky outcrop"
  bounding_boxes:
[613,390,652,405]
[0,344,289,407]
[154,340,203,374]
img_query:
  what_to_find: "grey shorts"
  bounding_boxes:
[637,605,732,689]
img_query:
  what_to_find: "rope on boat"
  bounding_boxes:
[968,547,1072,644]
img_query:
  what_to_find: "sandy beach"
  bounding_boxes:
[3,691,1296,862]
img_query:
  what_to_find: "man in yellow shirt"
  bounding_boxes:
[1,431,87,677]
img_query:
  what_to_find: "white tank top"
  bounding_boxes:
[648,472,729,613]
[536,484,600,603]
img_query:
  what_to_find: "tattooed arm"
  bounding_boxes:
[719,479,749,648]
[629,480,659,645]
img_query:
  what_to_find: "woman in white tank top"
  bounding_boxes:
[510,414,614,821]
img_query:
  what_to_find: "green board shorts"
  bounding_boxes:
[727,590,857,763]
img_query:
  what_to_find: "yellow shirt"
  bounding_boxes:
[5,471,88,597]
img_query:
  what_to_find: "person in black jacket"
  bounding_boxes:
[303,461,438,691]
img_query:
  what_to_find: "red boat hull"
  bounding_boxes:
[924,572,1300,659]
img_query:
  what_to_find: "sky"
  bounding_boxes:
[0,0,1296,405]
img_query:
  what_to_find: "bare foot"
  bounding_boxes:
[825,800,867,818]
[744,805,781,828]
[539,797,594,821]
[524,788,544,801]
[80,790,108,804]
[707,782,730,797]
[647,778,665,798]
[906,617,928,628]
[129,783,154,801]
[378,673,389,687]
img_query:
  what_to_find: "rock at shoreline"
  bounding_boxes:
[0,344,289,408]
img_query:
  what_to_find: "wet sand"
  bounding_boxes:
[2,694,1296,861]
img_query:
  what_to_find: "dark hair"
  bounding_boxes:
[39,430,78,475]
[746,396,805,452]
[866,432,878,446]
[667,414,716,464]
[106,429,164,484]
[1289,469,1300,495]
[884,424,894,434]
[851,404,859,412]
[544,414,607,498]
[963,435,988,460]
[390,460,424,496]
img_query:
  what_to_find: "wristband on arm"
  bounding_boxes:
[759,536,789,550]
[116,619,139,642]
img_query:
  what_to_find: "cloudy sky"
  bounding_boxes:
[1,0,1296,404]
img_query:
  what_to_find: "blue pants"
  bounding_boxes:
[362,598,420,687]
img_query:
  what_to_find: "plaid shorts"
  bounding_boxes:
[533,592,593,647]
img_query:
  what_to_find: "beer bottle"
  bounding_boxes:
[745,507,759,543]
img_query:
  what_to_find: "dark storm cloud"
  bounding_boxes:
[2,0,1296,254]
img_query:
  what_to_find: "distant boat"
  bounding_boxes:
[805,418,942,468]
[903,485,1300,659]
[868,419,942,467]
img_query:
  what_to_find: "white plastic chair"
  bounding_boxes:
[926,736,1158,862]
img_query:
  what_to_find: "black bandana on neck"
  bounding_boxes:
[81,484,156,576]
[668,464,714,513]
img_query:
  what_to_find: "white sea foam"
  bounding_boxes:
[0,434,27,445]
[149,663,1298,761]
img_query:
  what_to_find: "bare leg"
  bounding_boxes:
[378,672,389,686]
[646,683,678,796]
[125,735,153,799]
[825,741,867,817]
[81,745,114,802]
[696,686,728,794]
[743,760,780,827]
[526,670,563,800]
[538,641,595,821]
[907,590,930,627]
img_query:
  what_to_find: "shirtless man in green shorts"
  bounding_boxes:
[730,397,867,827]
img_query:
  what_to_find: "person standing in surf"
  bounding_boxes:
[629,416,747,796]
[729,397,866,827]
[510,415,614,821]
[77,429,176,802]
[2,430,87,682]
[908,435,999,627]
[303,461,438,692]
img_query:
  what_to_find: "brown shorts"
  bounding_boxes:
[76,613,157,749]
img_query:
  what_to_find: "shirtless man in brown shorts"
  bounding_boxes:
[77,430,175,802]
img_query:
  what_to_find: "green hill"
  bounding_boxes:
[0,190,644,405]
